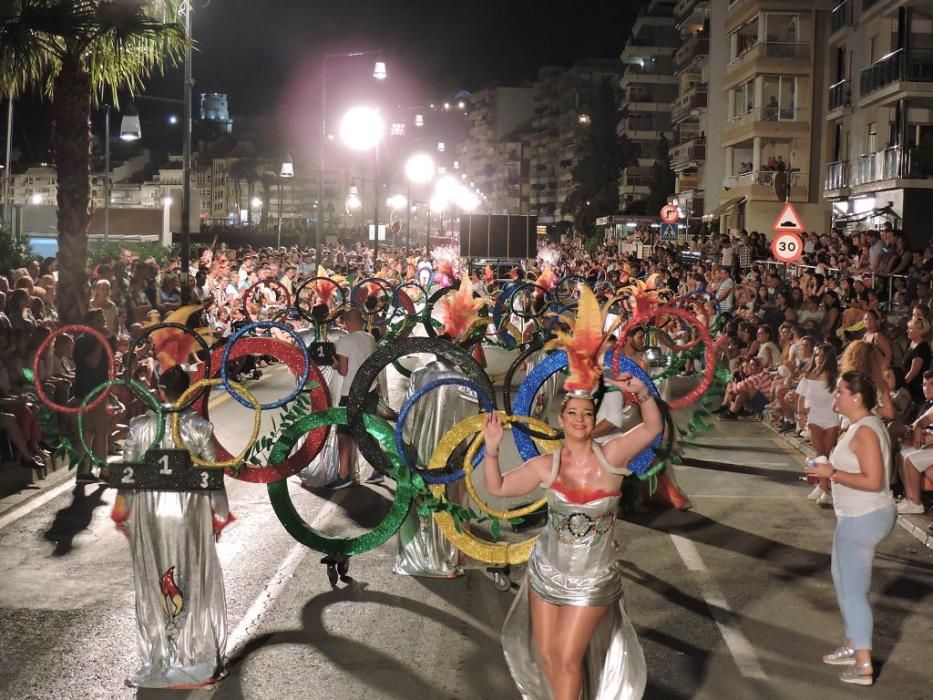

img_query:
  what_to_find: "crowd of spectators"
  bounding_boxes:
[0,222,931,526]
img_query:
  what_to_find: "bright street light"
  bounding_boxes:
[119,102,142,141]
[386,194,407,209]
[30,193,42,205]
[280,155,294,178]
[405,153,436,184]
[251,196,263,208]
[162,196,173,206]
[346,185,362,211]
[339,106,384,151]
[373,61,388,80]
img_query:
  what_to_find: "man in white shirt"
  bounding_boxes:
[328,308,378,488]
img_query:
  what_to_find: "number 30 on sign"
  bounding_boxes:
[771,231,803,263]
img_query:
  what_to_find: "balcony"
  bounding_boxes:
[722,170,808,199]
[671,138,707,171]
[675,34,709,69]
[671,83,708,122]
[824,161,849,192]
[722,107,809,147]
[728,42,812,82]
[828,79,851,113]
[859,49,933,106]
[851,146,926,186]
[831,1,854,35]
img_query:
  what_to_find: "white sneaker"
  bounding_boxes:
[896,500,926,514]
[807,484,824,501]
[799,428,810,440]
[817,491,833,506]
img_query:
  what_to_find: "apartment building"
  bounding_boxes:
[716,0,834,236]
[821,0,933,248]
[668,0,729,220]
[458,85,534,215]
[618,0,680,211]
[527,60,625,225]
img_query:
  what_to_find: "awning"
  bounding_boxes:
[702,196,746,221]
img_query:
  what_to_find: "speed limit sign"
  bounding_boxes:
[771,232,803,263]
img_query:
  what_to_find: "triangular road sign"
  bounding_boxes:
[660,224,677,241]
[772,201,804,234]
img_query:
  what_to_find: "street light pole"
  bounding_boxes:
[104,105,111,244]
[373,143,380,263]
[180,0,193,302]
[2,93,12,228]
[406,182,411,252]
[318,55,327,269]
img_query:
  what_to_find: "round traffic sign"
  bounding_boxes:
[771,232,803,263]
[660,204,679,224]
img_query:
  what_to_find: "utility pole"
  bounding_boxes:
[180,0,194,302]
[3,93,12,228]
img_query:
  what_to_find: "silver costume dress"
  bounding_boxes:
[115,410,229,688]
[502,444,647,700]
[393,359,476,578]
[299,363,343,487]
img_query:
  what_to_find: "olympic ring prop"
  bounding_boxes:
[346,337,496,478]
[426,414,555,566]
[350,277,394,317]
[423,285,489,342]
[123,321,212,411]
[33,325,115,415]
[77,378,164,467]
[172,378,261,468]
[379,283,419,345]
[266,407,413,556]
[220,321,310,410]
[554,275,590,304]
[293,276,348,324]
[612,305,715,411]
[512,350,661,476]
[501,338,565,442]
[193,336,331,482]
[242,277,292,320]
[394,377,495,484]
[507,282,553,321]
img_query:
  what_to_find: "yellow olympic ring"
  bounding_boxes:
[171,378,262,468]
[428,411,558,565]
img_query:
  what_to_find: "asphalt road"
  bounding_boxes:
[0,365,930,700]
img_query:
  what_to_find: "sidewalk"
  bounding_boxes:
[758,415,933,550]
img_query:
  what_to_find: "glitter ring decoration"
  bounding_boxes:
[394,377,495,484]
[501,338,565,442]
[266,408,413,557]
[33,324,115,415]
[293,276,348,324]
[350,277,394,318]
[172,378,261,468]
[194,336,331,482]
[219,321,310,410]
[346,337,495,478]
[123,321,212,412]
[242,277,292,321]
[77,378,164,467]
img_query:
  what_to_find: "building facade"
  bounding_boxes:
[618,0,680,211]
[821,0,933,248]
[715,0,834,236]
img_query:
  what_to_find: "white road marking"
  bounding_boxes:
[0,479,76,532]
[670,534,768,680]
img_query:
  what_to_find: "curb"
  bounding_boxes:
[761,415,933,551]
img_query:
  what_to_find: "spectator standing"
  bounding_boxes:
[902,317,932,402]
[895,370,933,514]
[796,343,841,505]
[73,309,112,483]
[715,267,735,314]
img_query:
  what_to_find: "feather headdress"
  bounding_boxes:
[431,245,461,288]
[483,265,495,283]
[534,265,557,296]
[617,273,667,319]
[438,278,492,344]
[149,305,217,373]
[536,242,560,269]
[543,285,611,396]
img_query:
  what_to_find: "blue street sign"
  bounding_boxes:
[660,224,677,242]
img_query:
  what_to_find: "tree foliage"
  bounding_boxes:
[0,223,35,274]
[562,78,639,233]
[645,132,676,216]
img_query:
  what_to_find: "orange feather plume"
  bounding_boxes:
[439,279,491,343]
[534,265,557,296]
[618,273,668,318]
[544,285,608,394]
[149,305,216,373]
[483,265,495,283]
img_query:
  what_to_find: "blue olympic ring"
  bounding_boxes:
[511,348,661,476]
[395,377,495,484]
[220,321,311,410]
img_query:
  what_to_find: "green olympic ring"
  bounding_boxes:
[77,378,164,467]
[266,407,413,556]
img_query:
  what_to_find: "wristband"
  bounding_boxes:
[485,449,499,458]
[636,392,652,404]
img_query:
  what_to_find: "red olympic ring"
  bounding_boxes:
[612,305,715,411]
[193,336,331,482]
[33,324,115,415]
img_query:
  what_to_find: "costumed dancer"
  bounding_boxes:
[489,287,658,699]
[111,366,233,688]
[394,279,489,577]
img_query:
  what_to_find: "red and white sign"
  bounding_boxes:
[660,204,679,224]
[772,201,805,234]
[771,231,803,263]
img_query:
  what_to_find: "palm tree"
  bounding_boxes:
[0,1,184,323]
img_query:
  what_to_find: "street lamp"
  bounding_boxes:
[404,153,436,251]
[103,104,141,245]
[276,155,294,248]
[319,50,386,266]
[161,196,173,247]
[30,193,42,205]
[340,106,384,259]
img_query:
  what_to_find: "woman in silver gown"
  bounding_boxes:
[393,358,478,577]
[483,372,662,700]
[112,367,232,689]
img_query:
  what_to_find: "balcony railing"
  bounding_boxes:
[824,161,849,190]
[675,34,710,68]
[853,146,915,184]
[672,83,709,122]
[730,41,811,66]
[860,48,933,98]
[723,170,806,189]
[831,1,854,34]
[727,106,802,127]
[828,79,851,111]
[671,139,707,167]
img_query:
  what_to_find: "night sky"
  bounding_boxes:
[12,0,644,161]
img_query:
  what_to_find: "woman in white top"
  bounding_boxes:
[795,343,840,504]
[806,372,896,688]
